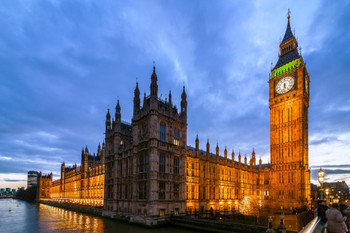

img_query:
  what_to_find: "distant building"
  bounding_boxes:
[324,181,349,203]
[27,170,39,188]
[37,145,105,207]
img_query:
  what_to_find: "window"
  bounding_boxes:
[159,182,165,200]
[160,123,166,142]
[174,183,179,200]
[159,154,166,173]
[141,124,147,138]
[174,157,179,174]
[173,128,180,145]
[159,209,165,216]
[139,153,148,173]
[124,184,128,199]
[139,182,147,199]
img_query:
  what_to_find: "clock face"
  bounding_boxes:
[275,76,294,94]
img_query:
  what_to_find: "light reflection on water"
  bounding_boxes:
[38,204,103,232]
[0,199,203,233]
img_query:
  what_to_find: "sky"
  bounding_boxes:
[0,0,349,189]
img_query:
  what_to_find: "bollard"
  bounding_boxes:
[266,216,275,233]
[277,215,287,233]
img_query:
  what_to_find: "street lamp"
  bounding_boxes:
[318,168,325,200]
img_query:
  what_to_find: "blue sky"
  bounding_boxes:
[0,0,349,189]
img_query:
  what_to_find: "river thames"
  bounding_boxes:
[0,199,203,233]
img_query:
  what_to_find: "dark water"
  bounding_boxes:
[0,199,203,233]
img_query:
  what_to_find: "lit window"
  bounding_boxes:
[173,128,180,145]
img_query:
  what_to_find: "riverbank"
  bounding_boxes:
[38,200,279,233]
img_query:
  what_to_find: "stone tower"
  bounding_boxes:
[269,12,310,210]
[103,65,187,218]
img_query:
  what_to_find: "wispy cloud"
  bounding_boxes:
[0,0,349,188]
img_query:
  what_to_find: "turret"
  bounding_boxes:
[133,81,140,116]
[195,134,199,156]
[150,65,158,109]
[251,148,256,167]
[81,148,84,163]
[181,85,187,119]
[232,150,235,162]
[238,151,242,165]
[206,138,210,159]
[150,65,158,98]
[244,155,247,167]
[101,141,105,164]
[115,99,121,123]
[143,92,147,108]
[168,90,172,109]
[105,109,111,131]
[259,157,262,170]
[97,143,102,157]
[83,146,89,172]
[216,143,219,161]
[224,146,227,161]
[61,162,65,180]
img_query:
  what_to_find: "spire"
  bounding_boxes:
[143,92,146,107]
[232,149,235,161]
[272,10,300,71]
[224,146,227,160]
[85,146,89,154]
[169,90,172,107]
[115,99,121,123]
[150,63,158,98]
[252,147,256,157]
[181,85,187,100]
[215,143,219,160]
[280,9,294,45]
[133,80,140,115]
[206,138,210,158]
[97,143,101,156]
[181,85,187,116]
[195,134,199,154]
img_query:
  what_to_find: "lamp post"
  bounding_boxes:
[318,168,325,200]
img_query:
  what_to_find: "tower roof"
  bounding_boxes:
[280,17,294,45]
[273,12,300,71]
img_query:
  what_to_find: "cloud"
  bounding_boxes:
[0,0,349,188]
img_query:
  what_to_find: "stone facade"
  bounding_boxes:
[104,66,187,217]
[38,16,311,219]
[38,145,105,207]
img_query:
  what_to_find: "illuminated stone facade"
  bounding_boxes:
[102,16,310,217]
[38,145,105,207]
[38,16,310,217]
[268,15,311,210]
[103,66,187,217]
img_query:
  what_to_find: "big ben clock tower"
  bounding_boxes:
[269,12,310,210]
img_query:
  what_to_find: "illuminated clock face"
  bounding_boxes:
[275,76,294,94]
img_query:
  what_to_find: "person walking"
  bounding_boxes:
[318,200,328,223]
[326,203,347,233]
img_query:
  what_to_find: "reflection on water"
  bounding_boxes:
[0,199,202,233]
[38,204,104,232]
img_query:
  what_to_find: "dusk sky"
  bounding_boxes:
[0,0,349,189]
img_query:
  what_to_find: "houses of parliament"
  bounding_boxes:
[38,15,311,219]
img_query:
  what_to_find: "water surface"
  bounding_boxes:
[0,199,203,233]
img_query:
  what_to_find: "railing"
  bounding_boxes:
[299,217,323,233]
